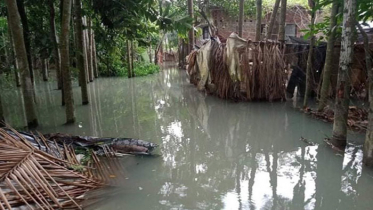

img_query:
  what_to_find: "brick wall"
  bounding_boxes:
[199,6,313,42]
[211,8,257,40]
[263,6,313,40]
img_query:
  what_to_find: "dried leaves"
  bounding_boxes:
[306,106,368,132]
[0,128,102,209]
[243,41,286,101]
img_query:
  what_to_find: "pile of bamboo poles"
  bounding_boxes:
[187,39,287,101]
[0,128,103,209]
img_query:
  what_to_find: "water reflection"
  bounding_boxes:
[2,67,373,210]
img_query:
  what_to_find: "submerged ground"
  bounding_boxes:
[2,65,373,210]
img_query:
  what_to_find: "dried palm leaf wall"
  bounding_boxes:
[188,39,287,101]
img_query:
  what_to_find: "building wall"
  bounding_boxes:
[211,8,257,40]
[263,6,313,40]
[199,6,313,42]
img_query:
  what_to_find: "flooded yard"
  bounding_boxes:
[2,67,373,210]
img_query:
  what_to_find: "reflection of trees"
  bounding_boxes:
[142,69,366,210]
[4,67,368,209]
[291,146,305,209]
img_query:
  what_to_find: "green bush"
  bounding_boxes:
[133,62,160,77]
[97,53,159,77]
[99,61,127,77]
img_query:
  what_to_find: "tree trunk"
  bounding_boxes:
[154,33,166,65]
[148,45,152,63]
[41,15,48,82]
[42,59,48,81]
[7,15,21,87]
[130,40,135,77]
[238,0,244,37]
[358,24,373,166]
[187,0,194,53]
[60,0,65,105]
[60,0,75,124]
[92,32,98,78]
[74,0,89,105]
[183,41,188,67]
[0,92,4,124]
[303,3,317,108]
[49,0,62,90]
[3,31,10,71]
[154,48,158,65]
[266,0,280,40]
[6,0,38,128]
[255,0,262,41]
[127,40,133,78]
[83,17,89,83]
[278,0,287,42]
[16,0,34,85]
[318,1,339,111]
[330,0,356,148]
[178,39,182,67]
[87,18,94,82]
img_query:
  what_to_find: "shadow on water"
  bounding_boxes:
[2,66,373,210]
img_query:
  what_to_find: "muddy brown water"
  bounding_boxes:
[1,66,373,210]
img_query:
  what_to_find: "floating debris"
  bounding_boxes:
[305,106,368,132]
[43,133,159,156]
[299,136,318,146]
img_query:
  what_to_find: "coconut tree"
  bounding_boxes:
[318,0,340,111]
[49,0,62,90]
[255,0,262,41]
[238,0,244,37]
[188,0,194,52]
[266,0,281,40]
[5,0,38,128]
[74,0,89,105]
[359,22,373,165]
[16,0,34,85]
[330,0,356,148]
[87,18,94,82]
[127,39,134,78]
[303,0,318,108]
[357,0,373,165]
[6,15,21,87]
[278,0,287,42]
[60,0,75,124]
[0,93,4,124]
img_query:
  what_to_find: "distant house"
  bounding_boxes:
[262,6,314,41]
[196,6,315,43]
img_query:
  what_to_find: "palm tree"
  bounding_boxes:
[330,0,356,148]
[238,0,244,37]
[74,0,89,105]
[5,0,38,128]
[60,0,75,123]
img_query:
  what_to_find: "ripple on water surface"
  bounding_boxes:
[2,67,372,210]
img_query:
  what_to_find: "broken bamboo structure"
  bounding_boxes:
[0,127,102,209]
[0,126,159,209]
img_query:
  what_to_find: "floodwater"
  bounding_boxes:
[1,65,373,210]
